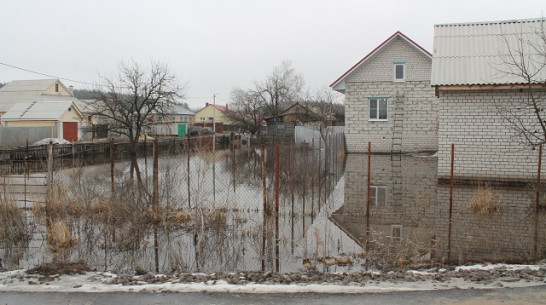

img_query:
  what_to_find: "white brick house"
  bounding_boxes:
[331,31,437,153]
[431,18,546,181]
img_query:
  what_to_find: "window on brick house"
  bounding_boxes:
[394,63,405,82]
[370,186,387,207]
[369,98,388,120]
[391,225,402,242]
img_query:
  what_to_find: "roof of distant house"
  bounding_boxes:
[2,100,81,121]
[330,31,432,92]
[170,103,195,115]
[0,79,75,113]
[431,18,546,86]
[197,103,228,113]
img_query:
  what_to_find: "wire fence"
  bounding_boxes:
[2,137,543,273]
[0,134,347,273]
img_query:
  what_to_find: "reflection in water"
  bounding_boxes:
[336,154,545,269]
[1,149,544,273]
[0,144,353,273]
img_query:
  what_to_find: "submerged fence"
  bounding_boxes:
[0,133,347,273]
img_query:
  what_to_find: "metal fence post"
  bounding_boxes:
[448,143,454,261]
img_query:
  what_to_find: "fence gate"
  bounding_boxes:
[63,122,78,141]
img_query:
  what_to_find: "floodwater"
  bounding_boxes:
[0,147,544,274]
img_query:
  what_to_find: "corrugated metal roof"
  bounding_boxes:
[2,101,77,121]
[431,18,546,86]
[171,104,194,115]
[0,79,74,112]
[0,79,58,92]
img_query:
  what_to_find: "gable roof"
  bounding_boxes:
[0,79,75,112]
[330,31,432,92]
[2,101,81,121]
[431,18,546,86]
[196,103,228,114]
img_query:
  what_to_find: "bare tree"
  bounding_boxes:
[304,88,344,144]
[496,18,546,148]
[224,89,264,134]
[225,61,304,134]
[253,61,304,118]
[92,60,184,180]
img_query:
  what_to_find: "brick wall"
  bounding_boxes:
[438,89,546,180]
[339,154,545,263]
[343,36,437,153]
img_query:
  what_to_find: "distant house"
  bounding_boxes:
[431,18,546,181]
[331,31,437,153]
[194,103,231,133]
[149,103,195,137]
[0,79,76,120]
[265,102,323,144]
[2,100,83,141]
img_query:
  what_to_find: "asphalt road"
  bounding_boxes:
[1,285,546,305]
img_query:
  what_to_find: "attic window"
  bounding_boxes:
[68,107,72,111]
[55,84,59,92]
[393,62,405,82]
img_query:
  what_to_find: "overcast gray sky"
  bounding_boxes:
[1,0,545,109]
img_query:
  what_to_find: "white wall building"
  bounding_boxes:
[331,32,437,153]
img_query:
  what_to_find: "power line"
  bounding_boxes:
[0,62,96,86]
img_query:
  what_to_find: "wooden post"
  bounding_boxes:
[47,143,53,197]
[448,143,454,261]
[153,141,159,273]
[261,144,267,271]
[187,135,191,209]
[110,139,115,194]
[311,137,315,219]
[536,143,542,213]
[153,138,159,207]
[533,144,542,260]
[275,143,280,272]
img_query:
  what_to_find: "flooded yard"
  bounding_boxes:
[0,142,545,275]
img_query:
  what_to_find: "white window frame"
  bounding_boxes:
[393,62,405,82]
[368,98,388,121]
[370,185,387,207]
[391,225,402,243]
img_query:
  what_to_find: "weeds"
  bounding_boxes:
[467,185,503,216]
[46,219,76,259]
[0,198,29,246]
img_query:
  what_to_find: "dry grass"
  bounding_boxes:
[365,228,439,271]
[467,185,503,216]
[33,185,82,220]
[0,198,29,246]
[47,219,76,259]
[166,210,192,225]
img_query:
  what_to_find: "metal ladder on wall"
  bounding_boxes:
[391,96,404,205]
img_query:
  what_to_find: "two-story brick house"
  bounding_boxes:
[331,31,437,153]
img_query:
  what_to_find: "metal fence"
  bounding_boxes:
[0,134,347,273]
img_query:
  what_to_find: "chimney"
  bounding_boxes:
[69,85,74,94]
[206,102,209,107]
[226,103,228,110]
